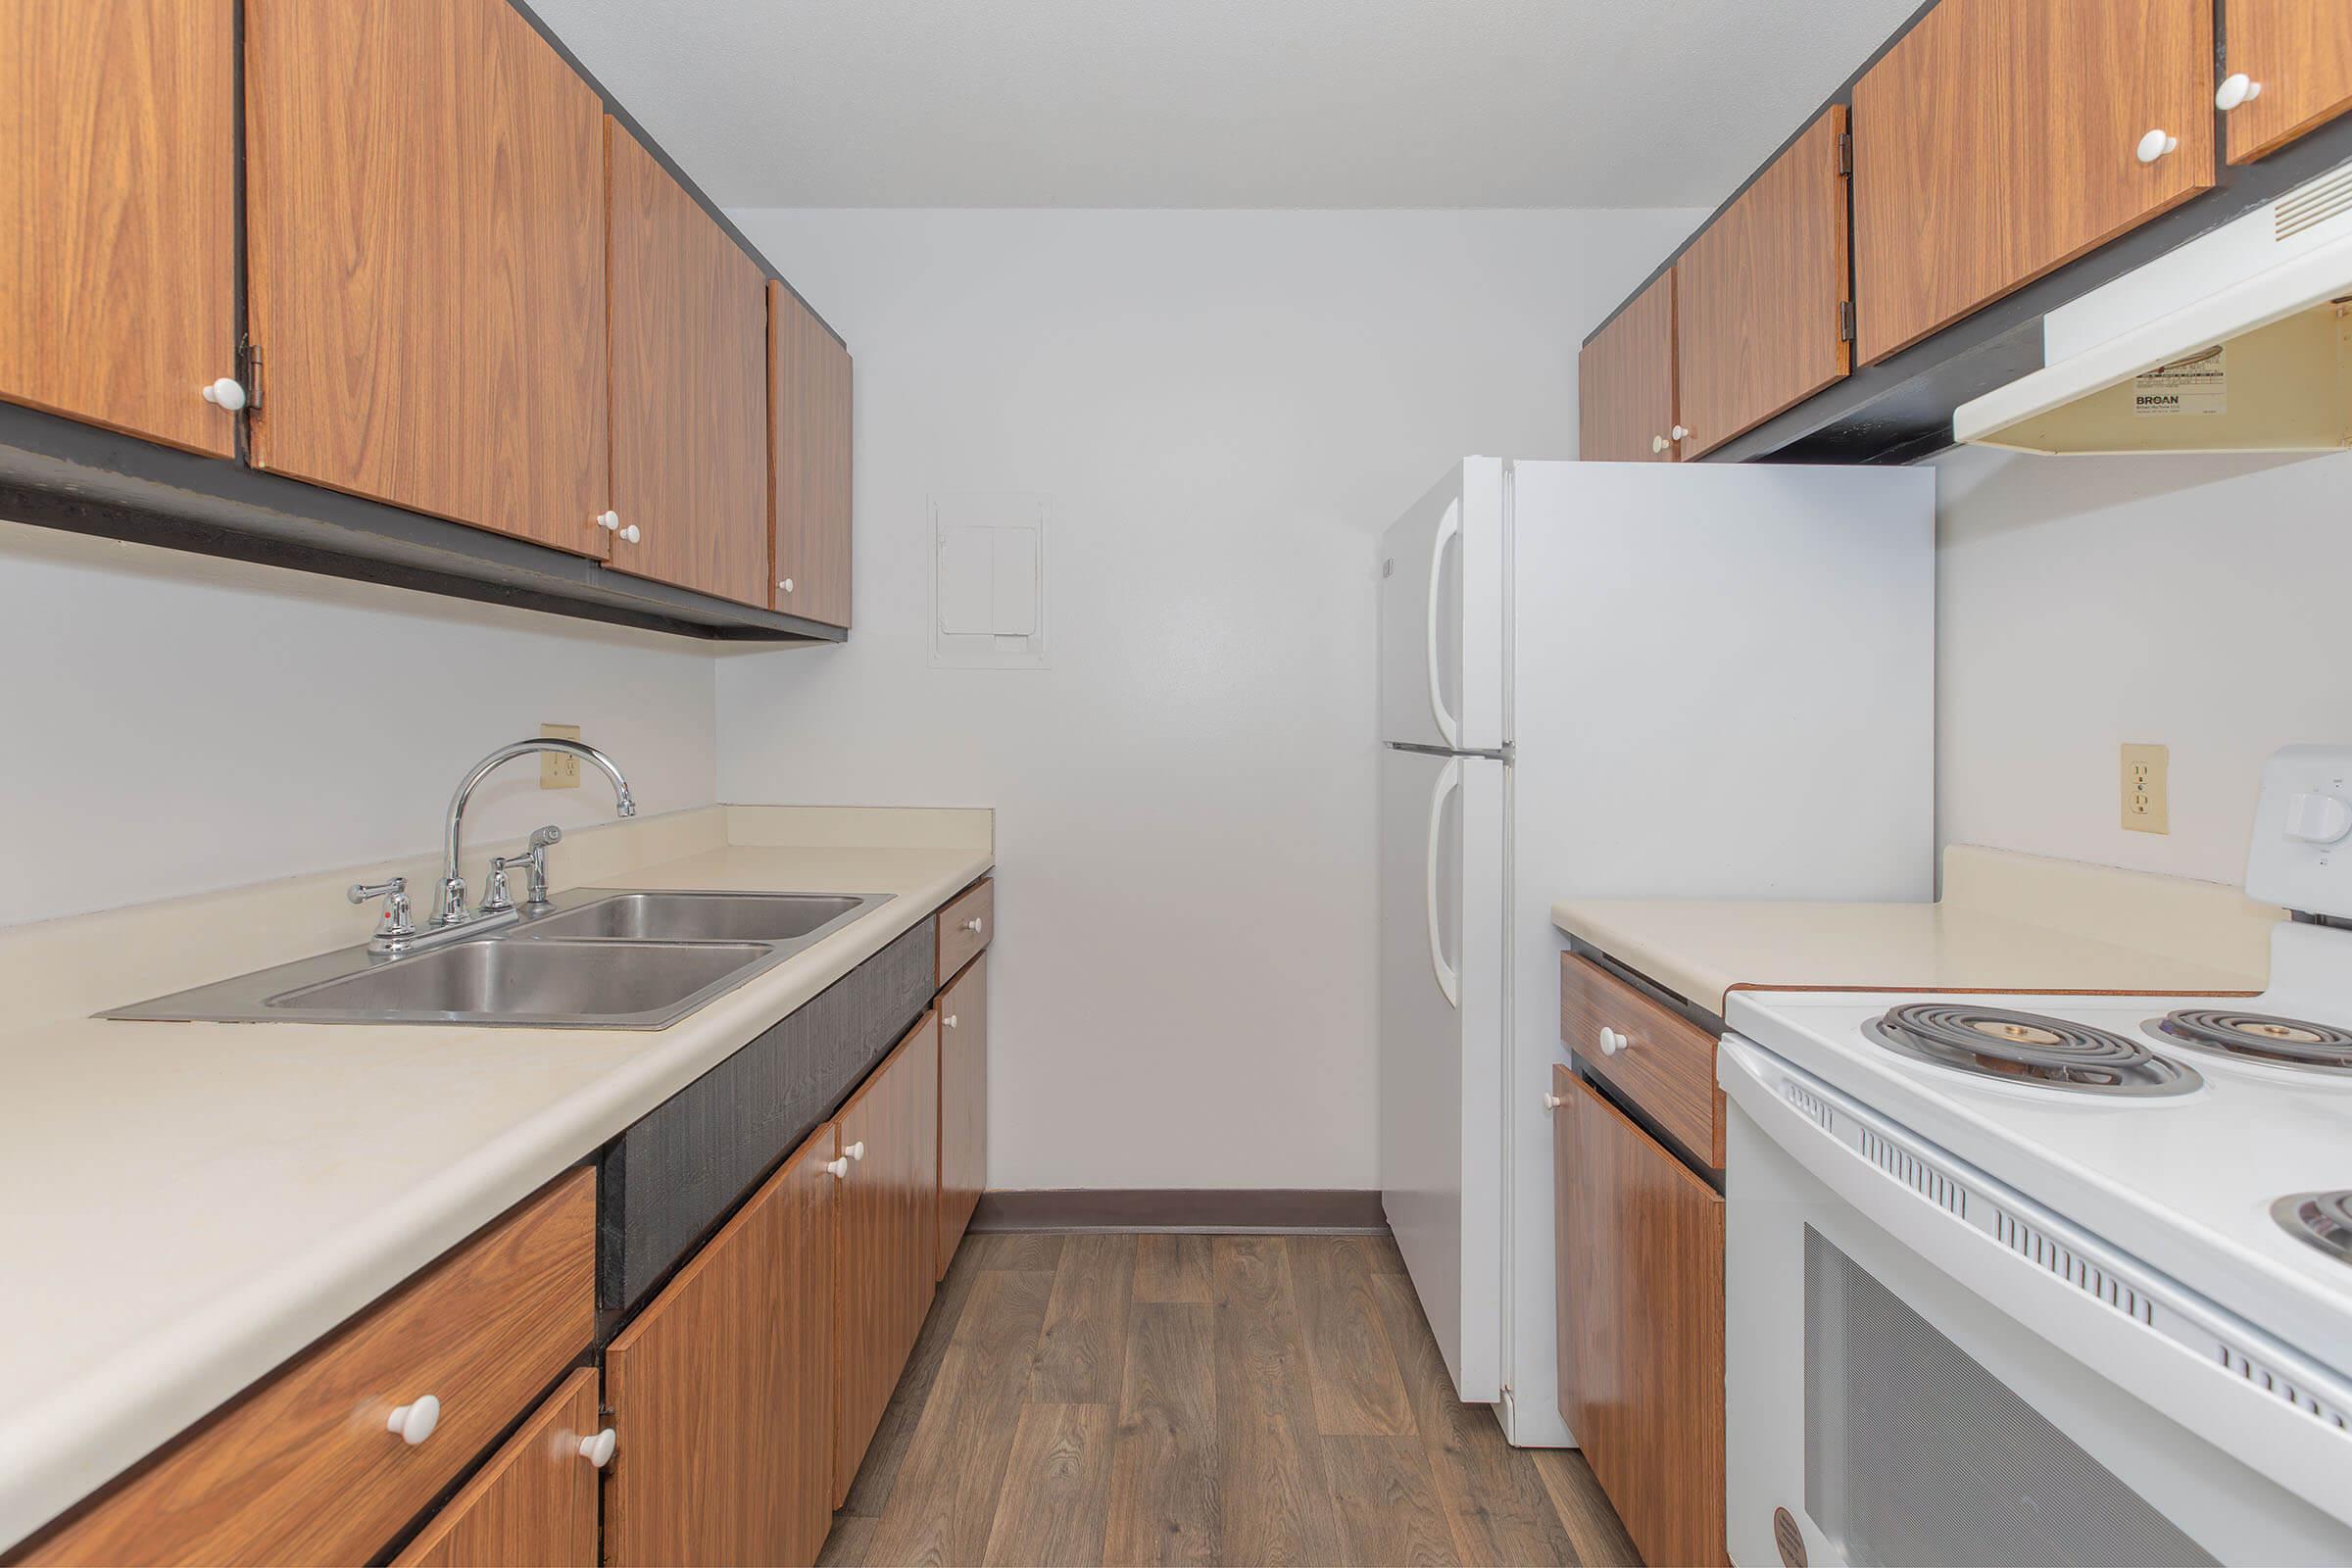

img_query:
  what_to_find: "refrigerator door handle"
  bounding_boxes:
[1425,757,1462,1007]
[1425,499,1461,750]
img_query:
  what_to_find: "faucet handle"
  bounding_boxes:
[349,877,416,941]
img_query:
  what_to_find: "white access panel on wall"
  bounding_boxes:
[932,493,1048,668]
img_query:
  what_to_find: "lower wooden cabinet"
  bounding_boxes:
[603,1122,839,1568]
[1554,1066,1726,1568]
[21,1170,596,1567]
[936,954,988,1279]
[393,1369,603,1568]
[834,1011,941,1500]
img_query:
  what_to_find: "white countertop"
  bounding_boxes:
[0,811,991,1550]
[1552,845,2278,1015]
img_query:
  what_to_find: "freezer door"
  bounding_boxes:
[1378,745,1503,1400]
[1377,461,1504,751]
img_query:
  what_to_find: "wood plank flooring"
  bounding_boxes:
[822,1233,1642,1568]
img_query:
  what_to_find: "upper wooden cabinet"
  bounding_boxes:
[1852,0,2216,365]
[605,1122,839,1568]
[1,0,236,456]
[834,1012,941,1501]
[1577,270,1679,463]
[769,281,853,627]
[1677,109,1852,459]
[244,0,610,556]
[606,120,770,608]
[2223,0,2352,165]
[393,1368,603,1568]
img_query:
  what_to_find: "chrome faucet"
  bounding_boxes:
[433,740,635,930]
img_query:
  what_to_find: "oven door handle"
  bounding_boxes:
[1719,1034,2352,1533]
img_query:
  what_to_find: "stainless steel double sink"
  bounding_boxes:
[105,890,892,1030]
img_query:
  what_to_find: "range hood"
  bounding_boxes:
[1957,159,2352,455]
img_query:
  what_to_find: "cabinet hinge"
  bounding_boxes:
[236,335,264,414]
[1838,131,1853,176]
[1838,301,1856,343]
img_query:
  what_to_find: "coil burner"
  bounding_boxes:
[2146,1009,2352,1074]
[1865,1003,2201,1097]
[2274,1191,2352,1265]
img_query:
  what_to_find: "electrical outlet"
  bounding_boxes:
[541,723,581,789]
[2122,743,2169,834]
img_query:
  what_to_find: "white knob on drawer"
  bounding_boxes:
[594,510,620,531]
[1671,425,1690,442]
[1543,1091,1567,1110]
[577,1428,617,1468]
[943,1013,958,1029]
[387,1395,440,1446]
[778,577,794,593]
[199,376,247,411]
[2217,74,2263,111]
[618,524,641,544]
[824,1155,850,1179]
[2135,128,2180,164]
[845,1141,866,1161]
[1596,1026,1627,1056]
[962,917,983,934]
[1650,434,1669,454]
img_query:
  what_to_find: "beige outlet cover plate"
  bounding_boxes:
[2122,742,2169,834]
[542,723,581,789]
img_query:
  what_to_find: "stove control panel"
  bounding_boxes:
[2248,745,2352,917]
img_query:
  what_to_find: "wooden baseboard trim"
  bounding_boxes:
[967,1189,1387,1235]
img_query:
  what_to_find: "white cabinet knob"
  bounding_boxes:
[594,510,620,531]
[1671,425,1690,442]
[1650,434,1670,454]
[845,1141,866,1161]
[2217,74,2263,112]
[2285,791,2352,846]
[199,376,247,411]
[778,577,794,593]
[962,917,983,934]
[2135,128,2180,164]
[824,1155,850,1179]
[1543,1091,1567,1110]
[387,1395,441,1446]
[1596,1026,1628,1056]
[943,1013,958,1029]
[578,1428,617,1468]
[618,524,641,544]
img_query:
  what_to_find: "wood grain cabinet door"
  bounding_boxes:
[833,1011,940,1502]
[392,1368,601,1568]
[768,281,853,627]
[0,0,236,456]
[603,1123,838,1568]
[1852,0,2216,364]
[244,0,610,555]
[605,120,770,607]
[1555,1069,1725,1568]
[2223,0,2352,164]
[1676,109,1851,459]
[1577,270,1679,463]
[936,954,988,1280]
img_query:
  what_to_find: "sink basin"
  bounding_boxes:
[514,891,865,944]
[265,939,768,1026]
[101,887,894,1029]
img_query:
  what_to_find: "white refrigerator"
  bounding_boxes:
[1376,457,1936,1446]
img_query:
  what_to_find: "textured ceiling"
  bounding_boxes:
[524,0,1927,209]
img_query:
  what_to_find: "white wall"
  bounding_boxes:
[1934,443,2352,884]
[0,523,718,927]
[715,207,1699,1190]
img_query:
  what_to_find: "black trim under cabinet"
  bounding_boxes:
[596,919,937,1313]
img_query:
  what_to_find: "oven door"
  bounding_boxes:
[1720,1036,2352,1568]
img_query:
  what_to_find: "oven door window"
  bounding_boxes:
[1803,1225,2217,1568]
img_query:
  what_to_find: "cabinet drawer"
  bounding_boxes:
[934,877,994,984]
[24,1170,596,1567]
[1560,953,1724,1167]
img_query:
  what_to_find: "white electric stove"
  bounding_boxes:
[1719,745,2352,1568]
